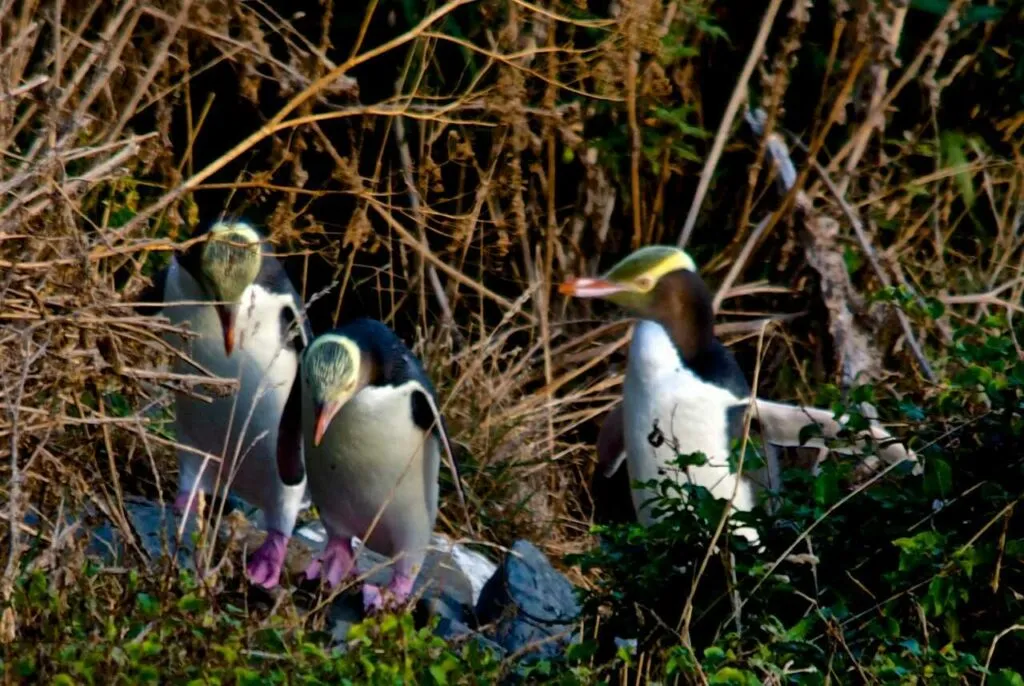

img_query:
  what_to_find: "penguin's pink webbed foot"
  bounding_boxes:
[246,529,290,589]
[362,572,415,614]
[305,536,356,588]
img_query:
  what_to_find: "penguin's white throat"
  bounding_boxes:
[628,320,689,381]
[230,284,294,353]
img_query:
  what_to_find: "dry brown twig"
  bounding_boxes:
[676,0,786,249]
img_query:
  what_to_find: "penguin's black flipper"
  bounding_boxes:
[276,373,306,487]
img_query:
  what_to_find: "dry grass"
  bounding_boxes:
[1,0,1021,665]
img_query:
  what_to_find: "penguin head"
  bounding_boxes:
[558,245,697,316]
[302,334,366,447]
[561,246,718,359]
[199,221,262,355]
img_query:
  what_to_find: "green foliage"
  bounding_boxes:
[939,130,978,210]
[1,565,509,684]
[568,315,1024,683]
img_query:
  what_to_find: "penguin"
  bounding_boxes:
[137,219,311,589]
[560,246,771,546]
[560,245,921,542]
[275,317,460,612]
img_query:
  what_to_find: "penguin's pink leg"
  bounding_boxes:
[246,530,290,589]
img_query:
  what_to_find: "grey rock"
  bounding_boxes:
[116,495,246,569]
[327,594,366,645]
[293,519,496,645]
[441,535,498,607]
[476,539,581,661]
[21,497,204,569]
[123,496,197,566]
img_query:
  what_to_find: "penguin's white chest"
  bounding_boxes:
[162,261,296,385]
[162,261,299,501]
[623,321,750,524]
[303,380,438,553]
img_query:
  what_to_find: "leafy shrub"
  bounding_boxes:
[570,315,1024,683]
[2,563,507,685]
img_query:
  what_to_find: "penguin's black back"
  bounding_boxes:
[328,317,446,439]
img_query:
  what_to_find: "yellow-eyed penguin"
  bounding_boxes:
[138,219,311,588]
[276,318,457,612]
[560,246,771,546]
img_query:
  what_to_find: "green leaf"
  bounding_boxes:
[785,615,816,641]
[924,297,946,319]
[213,644,238,665]
[379,613,399,633]
[911,0,1005,24]
[939,131,976,209]
[898,401,925,422]
[955,546,979,578]
[944,611,961,641]
[990,670,1024,686]
[665,645,696,676]
[709,666,759,685]
[176,593,204,613]
[900,638,922,656]
[926,575,953,617]
[651,106,711,139]
[428,665,448,685]
[843,245,864,274]
[924,457,953,498]
[893,531,945,573]
[814,467,840,507]
[703,646,726,665]
[234,668,263,686]
[963,5,1005,23]
[429,656,459,686]
[135,592,159,617]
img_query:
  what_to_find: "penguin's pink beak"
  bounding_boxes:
[313,401,342,447]
[558,277,629,299]
[216,304,238,356]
